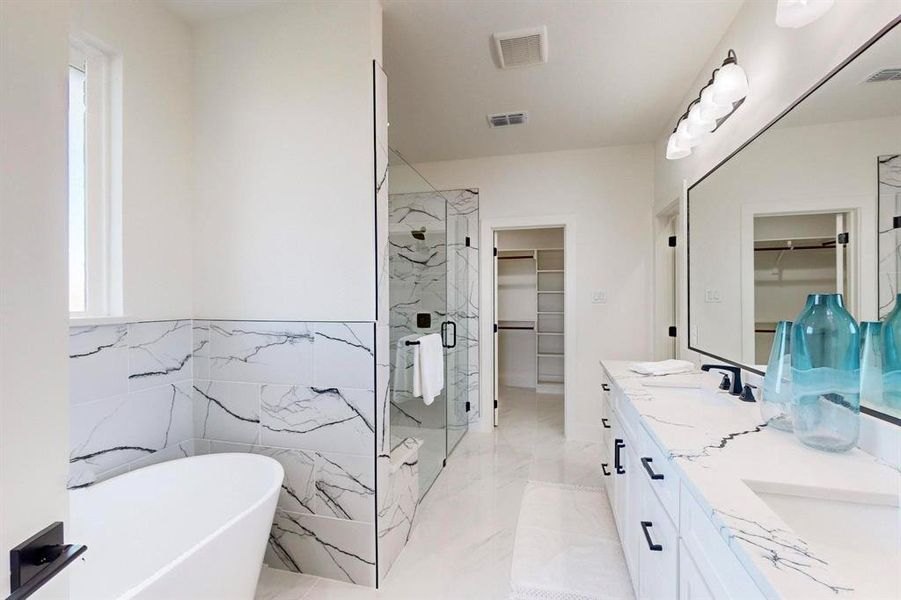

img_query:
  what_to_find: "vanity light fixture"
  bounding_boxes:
[775,0,835,29]
[665,50,748,160]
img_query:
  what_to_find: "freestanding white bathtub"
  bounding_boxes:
[69,453,283,600]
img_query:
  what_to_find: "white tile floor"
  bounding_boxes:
[255,386,608,600]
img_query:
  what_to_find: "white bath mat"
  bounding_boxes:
[509,481,634,600]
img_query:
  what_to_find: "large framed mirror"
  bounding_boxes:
[688,17,901,425]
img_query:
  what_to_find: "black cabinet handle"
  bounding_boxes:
[601,418,611,429]
[614,439,625,474]
[601,463,610,476]
[641,457,664,480]
[602,383,610,392]
[641,521,663,551]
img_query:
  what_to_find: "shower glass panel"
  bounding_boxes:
[387,149,472,497]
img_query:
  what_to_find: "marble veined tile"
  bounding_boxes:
[312,323,374,390]
[266,510,376,586]
[261,386,374,455]
[69,381,193,488]
[208,441,318,515]
[193,320,210,380]
[193,380,261,445]
[209,321,314,385]
[315,452,375,523]
[127,320,193,391]
[377,440,420,582]
[69,323,128,405]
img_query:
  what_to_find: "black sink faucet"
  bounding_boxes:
[701,364,743,397]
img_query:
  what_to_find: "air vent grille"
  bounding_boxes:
[493,26,548,69]
[865,68,901,83]
[487,111,529,128]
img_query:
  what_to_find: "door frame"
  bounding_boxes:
[739,194,875,364]
[477,214,577,438]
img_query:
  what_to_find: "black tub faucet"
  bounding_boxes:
[700,364,744,398]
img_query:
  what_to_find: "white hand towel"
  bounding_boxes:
[412,333,444,406]
[392,334,418,403]
[629,359,695,376]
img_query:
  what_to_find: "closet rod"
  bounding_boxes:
[754,244,835,252]
[497,255,534,260]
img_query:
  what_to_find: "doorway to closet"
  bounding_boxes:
[493,227,565,429]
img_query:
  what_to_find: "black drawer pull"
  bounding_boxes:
[641,457,664,480]
[641,521,663,551]
[601,418,611,429]
[601,463,610,476]
[614,439,625,474]
[602,383,610,392]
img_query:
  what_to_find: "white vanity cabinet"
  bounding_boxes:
[601,371,763,600]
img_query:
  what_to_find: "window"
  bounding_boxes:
[68,43,121,317]
[68,65,87,312]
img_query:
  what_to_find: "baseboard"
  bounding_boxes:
[500,374,535,389]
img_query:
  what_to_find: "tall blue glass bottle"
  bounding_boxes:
[883,294,901,410]
[790,293,860,452]
[761,320,793,431]
[860,322,884,412]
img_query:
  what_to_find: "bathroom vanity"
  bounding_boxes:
[600,361,899,599]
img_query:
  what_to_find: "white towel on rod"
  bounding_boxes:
[392,334,418,403]
[413,333,444,406]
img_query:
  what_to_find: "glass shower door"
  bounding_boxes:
[445,198,470,455]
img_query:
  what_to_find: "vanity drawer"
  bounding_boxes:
[679,484,765,600]
[638,475,678,600]
[637,422,679,525]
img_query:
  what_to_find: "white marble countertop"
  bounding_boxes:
[600,360,900,600]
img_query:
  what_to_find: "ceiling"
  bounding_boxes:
[776,23,901,129]
[383,0,744,163]
[160,0,287,24]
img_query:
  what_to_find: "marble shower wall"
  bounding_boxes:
[68,320,195,489]
[878,154,900,318]
[387,189,480,435]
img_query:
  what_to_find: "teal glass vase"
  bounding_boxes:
[883,294,901,410]
[760,320,793,431]
[860,322,884,411]
[790,293,860,452]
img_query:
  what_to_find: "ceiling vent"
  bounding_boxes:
[493,26,548,69]
[487,111,529,128]
[864,67,901,83]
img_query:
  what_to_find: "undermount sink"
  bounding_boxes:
[747,481,900,599]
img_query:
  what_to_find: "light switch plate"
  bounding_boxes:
[705,289,721,303]
[592,290,607,304]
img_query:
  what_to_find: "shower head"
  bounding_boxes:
[411,227,426,241]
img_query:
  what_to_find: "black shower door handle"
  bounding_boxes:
[441,321,457,349]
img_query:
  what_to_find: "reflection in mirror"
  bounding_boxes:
[688,21,901,422]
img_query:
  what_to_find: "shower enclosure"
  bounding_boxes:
[387,149,479,496]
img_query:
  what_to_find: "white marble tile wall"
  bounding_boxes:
[194,320,378,586]
[878,154,900,318]
[68,320,195,488]
[68,318,380,586]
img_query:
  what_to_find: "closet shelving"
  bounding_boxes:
[536,248,564,393]
[497,246,565,393]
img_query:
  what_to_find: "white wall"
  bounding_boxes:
[72,0,194,321]
[400,145,655,439]
[689,116,897,362]
[650,0,901,360]
[0,1,71,595]
[192,1,382,321]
